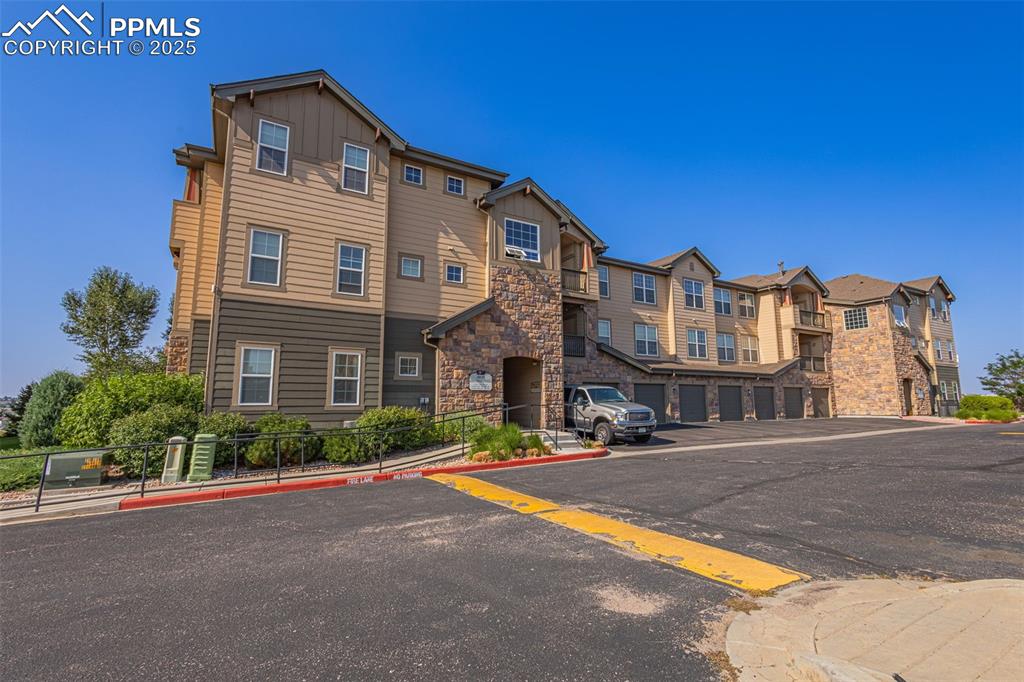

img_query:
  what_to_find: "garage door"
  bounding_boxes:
[718,386,743,422]
[811,388,831,418]
[754,386,776,420]
[633,384,666,423]
[679,385,708,422]
[784,387,804,419]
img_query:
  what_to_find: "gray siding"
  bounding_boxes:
[382,316,437,410]
[936,365,961,386]
[210,297,382,426]
[189,318,210,375]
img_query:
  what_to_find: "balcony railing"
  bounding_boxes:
[563,334,586,357]
[561,268,587,294]
[798,309,828,329]
[799,355,826,372]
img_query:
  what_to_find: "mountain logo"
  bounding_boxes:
[2,4,94,37]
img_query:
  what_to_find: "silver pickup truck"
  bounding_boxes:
[564,384,658,445]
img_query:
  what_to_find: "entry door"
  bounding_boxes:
[811,388,831,418]
[902,379,913,416]
[784,387,804,419]
[679,385,708,422]
[754,386,776,420]
[634,384,667,423]
[718,386,743,422]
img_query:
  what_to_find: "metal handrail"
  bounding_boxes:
[563,334,586,357]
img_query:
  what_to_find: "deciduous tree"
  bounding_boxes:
[980,349,1024,411]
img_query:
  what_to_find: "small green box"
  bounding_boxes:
[187,434,217,483]
[43,452,110,490]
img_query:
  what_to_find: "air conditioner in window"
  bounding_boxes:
[505,246,528,260]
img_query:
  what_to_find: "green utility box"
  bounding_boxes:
[187,434,217,483]
[43,452,110,490]
[161,436,188,484]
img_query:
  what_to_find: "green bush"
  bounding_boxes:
[356,406,437,454]
[433,412,490,444]
[525,433,546,453]
[197,412,253,467]
[20,371,85,448]
[0,449,56,492]
[959,395,1014,413]
[107,404,200,477]
[245,414,320,468]
[322,429,371,464]
[56,372,203,447]
[471,424,523,460]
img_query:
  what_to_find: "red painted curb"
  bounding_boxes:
[964,419,1018,425]
[118,448,608,511]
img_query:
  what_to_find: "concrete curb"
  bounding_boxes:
[118,448,608,511]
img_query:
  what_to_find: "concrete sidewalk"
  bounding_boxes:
[726,578,1024,681]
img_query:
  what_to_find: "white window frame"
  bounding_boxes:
[742,336,760,363]
[330,351,362,406]
[238,346,275,406]
[738,292,756,318]
[935,342,944,361]
[400,256,422,279]
[948,340,956,362]
[940,380,948,400]
[504,218,541,262]
[397,354,420,378]
[342,142,370,194]
[683,278,705,309]
[951,382,960,401]
[445,263,464,284]
[597,319,612,345]
[892,304,908,327]
[910,336,918,349]
[634,324,659,357]
[632,272,656,305]
[597,265,610,298]
[713,288,732,315]
[336,243,366,296]
[256,120,289,176]
[844,307,869,330]
[247,228,282,286]
[716,332,736,361]
[687,328,708,359]
[446,175,464,196]
[403,164,423,186]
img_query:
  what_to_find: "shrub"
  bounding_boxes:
[197,412,253,467]
[57,372,203,447]
[20,371,85,448]
[322,429,371,464]
[433,412,490,444]
[245,414,320,468]
[471,424,523,460]
[959,395,1014,413]
[0,449,57,492]
[525,433,546,453]
[356,406,437,454]
[107,404,200,477]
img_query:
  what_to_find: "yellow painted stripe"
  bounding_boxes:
[999,432,1024,436]
[427,473,808,592]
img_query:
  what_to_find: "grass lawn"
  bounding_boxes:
[0,435,20,450]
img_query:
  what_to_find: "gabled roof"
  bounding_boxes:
[423,298,495,341]
[596,255,669,276]
[903,275,955,301]
[555,200,608,253]
[173,143,217,169]
[647,247,721,276]
[824,274,900,303]
[480,177,570,223]
[211,69,407,150]
[731,265,830,295]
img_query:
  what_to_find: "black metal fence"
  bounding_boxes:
[0,402,576,515]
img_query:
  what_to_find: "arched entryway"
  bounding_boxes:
[503,357,541,428]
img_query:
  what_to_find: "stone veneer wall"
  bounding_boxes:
[827,302,902,415]
[891,327,933,416]
[165,333,189,374]
[436,264,564,428]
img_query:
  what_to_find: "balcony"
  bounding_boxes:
[782,305,830,332]
[561,268,588,295]
[799,355,827,372]
[799,309,828,329]
[563,334,586,357]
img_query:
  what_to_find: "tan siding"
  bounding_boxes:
[925,287,957,369]
[169,200,201,331]
[756,291,782,363]
[713,286,759,364]
[193,162,224,317]
[386,159,489,319]
[490,192,563,272]
[596,263,670,359]
[669,255,718,362]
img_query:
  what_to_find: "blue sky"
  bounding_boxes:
[1,1,1021,395]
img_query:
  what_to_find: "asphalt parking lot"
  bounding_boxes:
[2,422,1021,680]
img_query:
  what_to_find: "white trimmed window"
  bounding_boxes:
[342,143,369,193]
[687,328,708,359]
[445,263,464,284]
[935,342,944,361]
[446,175,464,196]
[948,341,956,362]
[844,307,869,330]
[940,381,948,400]
[597,265,610,298]
[504,219,540,262]
[929,296,938,318]
[951,382,960,401]
[597,319,612,345]
[397,354,420,378]
[403,164,423,185]
[400,256,422,279]
[331,351,361,406]
[742,336,760,363]
[632,272,656,304]
[716,333,736,361]
[941,301,950,321]
[634,324,659,357]
[910,336,918,349]
[738,292,756,318]
[713,288,732,315]
[684,278,705,309]
[892,304,908,327]
[248,229,282,285]
[337,244,365,295]
[256,120,289,175]
[238,347,274,405]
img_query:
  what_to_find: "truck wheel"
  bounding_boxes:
[594,422,614,446]
[633,435,652,443]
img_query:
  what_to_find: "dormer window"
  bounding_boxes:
[892,304,908,327]
[446,175,464,196]
[504,219,540,262]
[342,143,369,194]
[256,120,289,175]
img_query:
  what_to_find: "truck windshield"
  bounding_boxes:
[588,388,628,402]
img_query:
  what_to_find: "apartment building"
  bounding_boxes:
[166,70,959,428]
[824,274,961,416]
